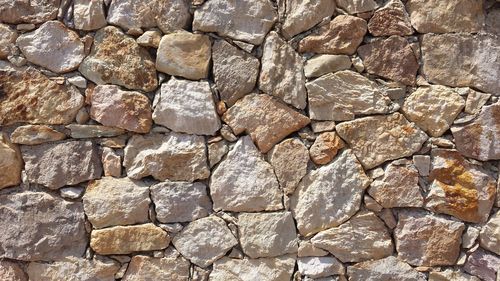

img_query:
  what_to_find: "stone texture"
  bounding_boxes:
[464,248,500,281]
[66,124,125,138]
[279,0,335,39]
[10,125,65,145]
[0,24,17,59]
[309,132,345,165]
[0,191,87,261]
[0,260,27,281]
[136,30,161,48]
[298,241,329,257]
[27,257,120,281]
[101,147,121,177]
[0,0,60,24]
[210,256,296,281]
[336,0,378,14]
[268,138,309,194]
[479,210,500,255]
[291,149,371,236]
[336,113,428,169]
[297,256,344,278]
[465,89,491,115]
[122,256,190,281]
[347,256,426,281]
[368,0,413,36]
[304,55,352,78]
[0,134,22,189]
[208,140,228,168]
[429,270,480,281]
[153,78,220,135]
[222,94,310,153]
[73,0,107,30]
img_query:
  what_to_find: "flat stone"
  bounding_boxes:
[336,113,428,169]
[60,186,85,200]
[358,36,418,85]
[122,256,190,281]
[192,0,277,45]
[210,136,282,212]
[291,149,371,236]
[259,31,307,109]
[172,216,238,267]
[304,55,352,78]
[90,85,152,133]
[222,93,310,153]
[368,0,413,36]
[0,24,17,59]
[90,223,170,255]
[0,0,59,24]
[21,140,102,189]
[101,147,121,177]
[298,15,367,55]
[306,70,392,121]
[464,248,500,281]
[124,132,210,182]
[27,257,120,281]
[465,89,491,115]
[298,256,344,278]
[0,260,27,281]
[429,269,480,281]
[279,0,335,39]
[336,0,378,14]
[152,78,220,135]
[309,132,345,165]
[136,30,162,48]
[479,210,500,255]
[0,134,22,189]
[347,256,426,281]
[210,256,296,281]
[73,0,107,30]
[79,26,157,92]
[66,124,125,138]
[0,191,87,261]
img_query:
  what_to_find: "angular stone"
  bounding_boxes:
[10,125,65,145]
[259,31,307,109]
[336,113,428,169]
[136,30,162,48]
[79,26,157,92]
[152,78,220,135]
[124,133,210,182]
[0,260,27,281]
[0,24,17,59]
[429,269,481,281]
[21,140,102,189]
[465,89,491,115]
[297,241,329,257]
[0,191,87,261]
[150,180,212,223]
[306,70,392,121]
[464,248,500,281]
[73,0,107,30]
[27,257,120,281]
[210,136,282,212]
[101,147,121,177]
[0,0,59,24]
[66,124,125,139]
[368,0,413,36]
[291,149,371,236]
[304,54,352,78]
[223,94,310,153]
[172,216,238,267]
[479,210,500,255]
[90,223,170,255]
[208,140,228,168]
[347,256,426,281]
[358,36,418,85]
[336,0,378,14]
[298,256,344,278]
[0,134,22,189]
[298,15,367,55]
[279,0,335,39]
[210,256,295,281]
[90,85,152,133]
[309,132,345,165]
[192,0,277,45]
[122,256,190,281]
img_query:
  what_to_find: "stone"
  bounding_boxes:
[0,62,84,125]
[60,186,85,200]
[156,32,211,80]
[208,140,228,167]
[0,134,22,189]
[485,7,500,34]
[210,256,295,281]
[21,140,102,189]
[101,147,121,177]
[426,149,496,223]
[172,216,238,267]
[150,180,212,223]
[0,191,87,261]
[297,241,329,257]
[79,26,157,92]
[0,24,17,59]
[311,211,393,262]
[368,0,413,36]
[73,0,107,30]
[304,55,352,78]
[259,31,307,109]
[67,76,87,88]
[136,30,162,48]
[90,223,170,255]
[394,211,465,266]
[413,155,430,176]
[10,125,65,145]
[358,36,418,85]
[309,132,345,165]
[406,0,484,33]
[347,256,426,281]
[222,94,310,153]
[212,39,260,106]
[0,0,59,24]
[306,70,392,121]
[279,0,335,39]
[336,113,428,169]
[291,149,371,236]
[298,15,367,55]
[479,210,500,255]
[192,0,277,45]
[124,132,210,182]
[210,136,282,212]
[89,85,152,133]
[152,78,220,135]
[312,121,337,133]
[420,34,500,94]
[0,260,27,281]
[238,212,298,258]
[66,124,125,138]
[336,0,378,14]
[462,226,480,249]
[464,248,500,281]
[27,257,120,281]
[298,256,344,278]
[429,269,480,281]
[465,89,491,114]
[122,256,190,281]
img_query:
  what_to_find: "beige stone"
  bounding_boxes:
[304,55,352,78]
[279,0,335,39]
[479,210,500,255]
[136,30,162,48]
[0,260,27,281]
[27,257,120,281]
[0,0,59,24]
[268,138,309,194]
[66,124,125,139]
[102,147,121,177]
[122,256,190,281]
[429,269,480,281]
[465,88,491,115]
[0,134,22,189]
[298,256,344,278]
[368,0,413,36]
[10,125,65,145]
[309,132,345,165]
[208,140,228,168]
[347,256,426,281]
[0,24,17,59]
[210,256,296,281]
[297,241,329,257]
[73,0,107,30]
[336,0,378,14]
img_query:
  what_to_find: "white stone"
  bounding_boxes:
[279,0,336,39]
[73,0,107,30]
[27,257,120,281]
[479,210,500,255]
[347,256,426,281]
[298,256,344,278]
[210,256,296,281]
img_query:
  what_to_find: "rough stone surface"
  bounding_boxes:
[429,269,480,281]
[368,0,413,36]
[309,132,345,165]
[73,0,107,30]
[0,134,22,189]
[268,138,309,194]
[279,0,336,39]
[10,125,65,145]
[347,256,426,281]
[464,248,500,281]
[0,260,27,281]
[297,256,344,278]
[122,256,190,281]
[210,256,296,281]
[66,124,125,138]
[136,30,161,48]
[0,24,17,59]
[336,0,378,14]
[479,210,500,255]
[101,147,121,177]
[0,0,60,24]
[465,89,491,115]
[27,257,120,281]
[304,55,352,78]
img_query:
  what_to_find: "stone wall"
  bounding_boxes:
[0,0,499,280]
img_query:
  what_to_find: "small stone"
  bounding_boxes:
[0,24,17,59]
[465,89,491,114]
[60,186,85,199]
[76,107,90,124]
[27,257,120,281]
[67,75,87,88]
[0,260,27,281]
[208,140,228,168]
[136,30,162,48]
[364,195,383,212]
[0,0,59,24]
[479,210,500,255]
[336,0,378,14]
[297,241,329,257]
[462,226,480,249]
[102,147,121,177]
[0,134,22,189]
[210,256,296,281]
[347,256,426,281]
[298,256,344,278]
[122,256,190,281]
[309,132,345,165]
[368,0,413,36]
[73,0,107,30]
[429,269,480,281]
[464,248,500,281]
[304,55,352,78]
[311,121,336,133]
[279,0,335,39]
[66,124,125,138]
[378,209,397,229]
[413,155,430,176]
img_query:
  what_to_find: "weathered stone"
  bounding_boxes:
[479,210,500,255]
[464,248,500,281]
[222,94,310,153]
[172,216,238,267]
[153,78,220,135]
[79,26,157,92]
[309,132,345,165]
[297,241,329,257]
[90,223,170,255]
[27,257,120,281]
[336,113,428,169]
[358,36,418,85]
[210,256,295,281]
[368,0,413,36]
[90,85,152,133]
[485,7,500,34]
[291,149,371,236]
[306,70,392,121]
[66,124,125,138]
[0,24,17,59]
[122,256,190,281]
[0,134,22,189]
[304,55,352,78]
[10,125,65,145]
[124,133,210,182]
[208,140,228,168]
[0,0,59,24]
[462,226,480,249]
[21,140,102,189]
[0,260,27,281]
[347,256,426,281]
[298,15,367,55]
[336,0,378,14]
[136,30,162,48]
[210,136,282,212]
[413,155,430,176]
[0,191,87,261]
[156,32,211,80]
[192,0,277,45]
[298,256,344,278]
[279,0,335,39]
[259,31,307,109]
[150,180,212,223]
[429,269,481,281]
[465,89,491,115]
[101,147,121,177]
[73,0,107,30]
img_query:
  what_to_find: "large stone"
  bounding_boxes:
[464,248,500,281]
[210,256,296,281]
[122,256,190,281]
[222,94,310,153]
[152,78,220,135]
[297,256,344,278]
[429,269,480,281]
[0,134,22,189]
[309,132,345,165]
[10,125,65,145]
[79,26,157,92]
[192,0,277,45]
[259,31,307,109]
[479,210,500,255]
[290,149,371,236]
[279,0,335,39]
[0,260,27,281]
[172,216,238,267]
[336,0,378,14]
[124,133,210,182]
[304,54,352,78]
[306,70,392,121]
[336,113,428,169]
[368,0,413,36]
[0,191,87,261]
[0,24,17,59]
[210,136,282,212]
[73,0,107,30]
[347,256,426,281]
[27,257,120,281]
[0,0,59,24]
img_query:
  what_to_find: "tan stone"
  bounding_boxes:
[368,0,413,36]
[122,256,190,281]
[309,132,345,165]
[0,260,27,281]
[465,88,491,115]
[429,269,480,281]
[66,124,125,139]
[102,147,121,177]
[347,256,426,281]
[208,140,228,168]
[136,30,162,48]
[0,134,22,189]
[210,256,295,281]
[279,0,336,39]
[304,54,352,78]
[0,0,59,24]
[268,138,309,194]
[10,125,65,145]
[297,241,328,257]
[336,0,378,14]
[0,24,17,59]
[73,0,107,30]
[27,257,120,281]
[479,210,500,256]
